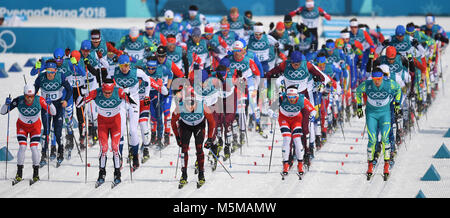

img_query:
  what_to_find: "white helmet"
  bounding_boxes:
[24,84,35,96]
[164,10,174,19]
[129,26,140,39]
[379,64,390,77]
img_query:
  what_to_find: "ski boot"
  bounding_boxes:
[315,135,322,150]
[156,137,163,150]
[65,134,74,159]
[239,130,246,146]
[12,165,24,185]
[132,153,140,171]
[112,168,121,188]
[366,161,374,180]
[79,135,86,151]
[30,165,40,185]
[150,132,156,147]
[303,148,311,168]
[223,145,231,161]
[297,162,304,179]
[56,148,64,167]
[163,132,170,147]
[197,170,205,188]
[248,116,254,131]
[281,161,290,179]
[39,151,48,168]
[95,168,106,188]
[321,132,327,144]
[194,161,199,174]
[142,145,150,163]
[231,134,240,153]
[383,161,390,181]
[50,146,57,161]
[178,167,188,189]
[309,142,315,159]
[92,127,98,146]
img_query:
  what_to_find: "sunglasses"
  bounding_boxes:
[387,57,396,61]
[148,67,157,71]
[284,21,292,26]
[372,77,383,81]
[233,48,244,53]
[25,94,35,99]
[145,27,155,31]
[119,63,130,68]
[103,91,113,95]
[254,33,263,37]
[287,95,298,100]
[46,68,57,73]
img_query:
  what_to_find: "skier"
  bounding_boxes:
[187,27,211,70]
[227,7,255,39]
[171,85,216,188]
[116,26,156,61]
[143,19,167,47]
[156,10,183,40]
[268,85,316,178]
[356,68,402,180]
[33,59,73,166]
[112,54,149,170]
[288,0,331,50]
[183,5,208,30]
[1,85,56,184]
[77,79,136,187]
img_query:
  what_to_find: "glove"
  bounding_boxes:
[284,44,293,51]
[407,53,413,62]
[382,39,390,47]
[356,104,363,118]
[394,102,402,116]
[368,52,374,59]
[65,47,71,56]
[35,60,41,69]
[411,39,419,48]
[129,56,137,63]
[5,97,11,105]
[267,109,278,119]
[125,93,137,105]
[45,97,52,104]
[70,57,78,65]
[236,70,243,78]
[274,42,280,48]
[143,96,151,106]
[76,96,85,108]
[204,138,214,149]
[83,58,89,66]
[269,22,274,30]
[434,33,442,41]
[112,56,118,63]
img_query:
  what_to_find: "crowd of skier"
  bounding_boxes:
[2,0,448,188]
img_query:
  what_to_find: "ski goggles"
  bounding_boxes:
[372,71,383,80]
[46,68,57,74]
[316,56,326,64]
[233,47,245,53]
[406,27,416,34]
[145,27,155,31]
[119,63,130,68]
[284,21,293,26]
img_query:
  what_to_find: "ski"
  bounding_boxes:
[39,160,47,168]
[95,180,105,188]
[111,180,121,189]
[280,172,288,180]
[66,149,72,160]
[366,160,380,181]
[29,178,39,186]
[197,180,205,189]
[56,160,63,168]
[178,180,188,189]
[297,172,304,180]
[141,157,150,164]
[12,178,23,186]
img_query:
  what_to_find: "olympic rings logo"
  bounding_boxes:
[395,42,409,50]
[98,99,118,107]
[162,29,177,36]
[230,22,241,29]
[167,54,180,61]
[58,68,67,74]
[287,69,307,79]
[42,82,60,90]
[0,30,16,53]
[250,41,267,50]
[20,107,39,116]
[230,62,247,70]
[116,77,136,87]
[389,63,400,72]
[190,46,204,53]
[283,104,301,112]
[368,91,388,99]
[128,41,143,50]
[182,113,202,121]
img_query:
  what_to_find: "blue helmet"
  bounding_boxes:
[192,27,201,37]
[395,25,406,36]
[118,55,130,65]
[146,59,158,68]
[219,57,230,68]
[239,38,247,48]
[46,61,57,69]
[81,40,92,50]
[291,51,303,63]
[53,48,64,59]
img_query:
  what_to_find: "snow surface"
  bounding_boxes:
[0,16,449,198]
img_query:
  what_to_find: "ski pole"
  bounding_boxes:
[268,120,276,172]
[46,99,50,181]
[126,116,133,182]
[5,94,11,180]
[174,146,181,179]
[208,147,233,179]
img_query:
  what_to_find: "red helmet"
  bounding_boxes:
[71,50,81,62]
[204,24,214,34]
[102,82,115,93]
[386,46,397,59]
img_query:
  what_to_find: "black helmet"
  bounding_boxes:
[156,46,166,56]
